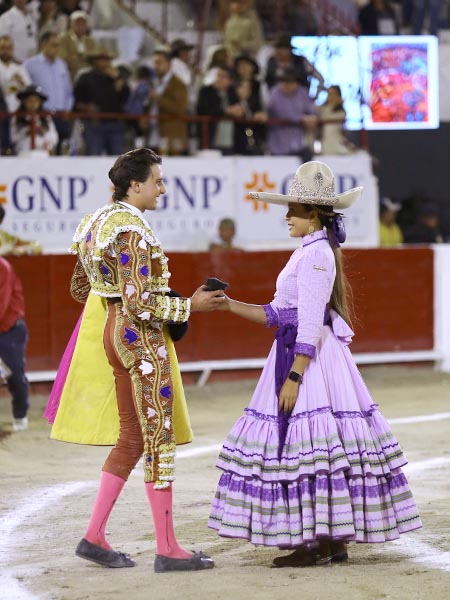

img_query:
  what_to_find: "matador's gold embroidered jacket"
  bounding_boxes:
[69,202,191,487]
[69,202,191,324]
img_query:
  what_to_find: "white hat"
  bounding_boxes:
[70,10,89,21]
[249,161,363,210]
[381,197,401,212]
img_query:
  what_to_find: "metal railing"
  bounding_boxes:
[0,109,366,155]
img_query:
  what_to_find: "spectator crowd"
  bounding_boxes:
[0,0,445,158]
[0,0,448,245]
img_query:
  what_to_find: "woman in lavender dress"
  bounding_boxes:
[209,161,421,566]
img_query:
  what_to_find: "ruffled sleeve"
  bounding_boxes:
[70,213,93,255]
[295,245,335,357]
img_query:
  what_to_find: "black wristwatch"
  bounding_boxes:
[288,370,303,384]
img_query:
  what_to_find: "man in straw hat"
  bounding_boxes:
[58,10,99,82]
[74,46,130,155]
[209,160,421,566]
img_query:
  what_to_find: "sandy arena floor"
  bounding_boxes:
[1,365,450,600]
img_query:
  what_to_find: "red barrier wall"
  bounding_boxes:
[8,247,434,371]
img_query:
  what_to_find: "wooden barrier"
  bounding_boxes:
[8,247,434,371]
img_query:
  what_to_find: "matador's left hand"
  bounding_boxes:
[278,379,300,414]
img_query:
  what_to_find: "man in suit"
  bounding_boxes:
[196,65,243,154]
[149,47,188,155]
[74,47,129,155]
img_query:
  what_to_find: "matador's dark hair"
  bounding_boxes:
[108,148,162,202]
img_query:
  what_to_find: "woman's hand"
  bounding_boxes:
[253,111,267,123]
[190,286,226,312]
[216,295,231,311]
[278,379,300,414]
[302,114,318,129]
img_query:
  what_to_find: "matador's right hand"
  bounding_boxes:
[190,286,226,312]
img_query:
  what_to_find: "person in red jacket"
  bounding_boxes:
[0,256,29,431]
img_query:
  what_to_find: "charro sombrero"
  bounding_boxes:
[17,85,47,102]
[249,161,363,210]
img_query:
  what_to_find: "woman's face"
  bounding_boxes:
[40,0,57,15]
[236,60,254,80]
[285,203,314,238]
[236,80,251,101]
[23,95,42,112]
[326,87,341,106]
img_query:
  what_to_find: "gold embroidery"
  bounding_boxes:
[72,205,174,300]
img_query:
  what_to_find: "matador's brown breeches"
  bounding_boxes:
[102,302,176,487]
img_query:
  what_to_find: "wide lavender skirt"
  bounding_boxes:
[209,324,422,547]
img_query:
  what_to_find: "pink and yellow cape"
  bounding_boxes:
[44,293,193,446]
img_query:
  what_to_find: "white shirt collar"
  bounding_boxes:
[117,200,144,217]
[155,69,173,94]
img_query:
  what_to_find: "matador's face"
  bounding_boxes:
[139,164,166,211]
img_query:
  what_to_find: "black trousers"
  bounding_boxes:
[0,319,29,418]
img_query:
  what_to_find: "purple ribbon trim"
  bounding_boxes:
[219,471,410,502]
[275,324,298,398]
[245,403,380,423]
[294,342,316,358]
[263,304,278,327]
[274,323,297,459]
[330,214,346,248]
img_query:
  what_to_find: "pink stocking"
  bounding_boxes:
[145,482,191,559]
[84,471,126,550]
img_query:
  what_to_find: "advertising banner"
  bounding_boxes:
[0,153,378,253]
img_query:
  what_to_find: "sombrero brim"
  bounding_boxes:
[17,90,47,101]
[248,186,363,210]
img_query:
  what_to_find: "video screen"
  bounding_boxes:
[290,35,439,130]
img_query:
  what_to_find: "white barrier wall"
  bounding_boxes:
[434,244,450,372]
[0,153,378,253]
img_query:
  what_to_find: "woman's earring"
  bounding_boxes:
[308,222,315,236]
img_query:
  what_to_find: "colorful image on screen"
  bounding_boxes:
[355,35,438,129]
[290,35,439,130]
[369,44,429,123]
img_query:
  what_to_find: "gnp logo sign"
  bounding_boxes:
[244,171,277,211]
[7,174,89,212]
[240,157,299,214]
[157,174,225,211]
[0,158,103,253]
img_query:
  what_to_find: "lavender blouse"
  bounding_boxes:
[264,229,336,358]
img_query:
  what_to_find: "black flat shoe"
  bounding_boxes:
[154,551,215,573]
[329,541,349,563]
[75,538,135,568]
[331,551,349,563]
[272,548,331,568]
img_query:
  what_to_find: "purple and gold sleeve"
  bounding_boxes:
[115,231,190,323]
